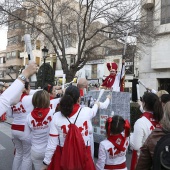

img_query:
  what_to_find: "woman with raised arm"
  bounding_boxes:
[41,85,110,170]
[0,62,37,116]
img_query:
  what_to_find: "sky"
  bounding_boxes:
[0,28,7,51]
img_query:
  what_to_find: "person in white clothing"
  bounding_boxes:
[41,85,110,170]
[130,92,163,170]
[7,81,33,170]
[0,62,37,116]
[101,60,125,92]
[26,90,55,170]
[77,77,111,158]
[96,115,130,170]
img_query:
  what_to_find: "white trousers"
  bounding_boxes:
[90,133,94,159]
[12,128,32,170]
[31,149,45,170]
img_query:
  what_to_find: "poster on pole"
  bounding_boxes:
[85,90,130,143]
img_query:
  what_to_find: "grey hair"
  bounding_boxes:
[161,101,170,132]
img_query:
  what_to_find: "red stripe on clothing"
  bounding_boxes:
[11,124,25,131]
[49,134,59,137]
[104,162,126,169]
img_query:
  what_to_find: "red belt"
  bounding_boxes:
[104,162,126,169]
[11,124,25,131]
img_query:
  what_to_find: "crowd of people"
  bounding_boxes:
[0,61,170,170]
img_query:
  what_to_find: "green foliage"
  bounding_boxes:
[130,102,142,132]
[36,63,55,88]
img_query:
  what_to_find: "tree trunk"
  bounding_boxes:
[65,70,76,82]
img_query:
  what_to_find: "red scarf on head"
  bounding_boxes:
[142,112,161,128]
[108,134,126,152]
[68,104,80,118]
[31,108,50,122]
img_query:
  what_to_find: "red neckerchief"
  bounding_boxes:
[20,93,28,101]
[142,112,161,128]
[108,134,126,152]
[68,104,80,118]
[50,96,54,100]
[31,108,50,122]
[79,89,84,97]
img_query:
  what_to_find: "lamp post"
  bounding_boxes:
[41,46,49,87]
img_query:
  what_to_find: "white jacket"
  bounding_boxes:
[0,79,24,116]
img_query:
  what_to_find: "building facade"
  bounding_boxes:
[139,0,170,94]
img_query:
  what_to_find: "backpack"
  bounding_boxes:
[152,133,170,170]
[60,108,87,170]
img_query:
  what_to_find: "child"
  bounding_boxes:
[26,90,55,170]
[96,115,130,170]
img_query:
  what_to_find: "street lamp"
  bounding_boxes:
[41,46,49,87]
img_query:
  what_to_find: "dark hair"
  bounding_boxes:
[142,92,163,122]
[32,90,50,108]
[105,115,126,135]
[43,83,54,94]
[25,81,30,90]
[161,94,170,104]
[60,85,80,117]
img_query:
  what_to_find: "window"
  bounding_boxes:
[11,51,16,58]
[161,0,170,24]
[6,52,11,60]
[0,58,3,64]
[91,64,97,79]
[36,40,41,50]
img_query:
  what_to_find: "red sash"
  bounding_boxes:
[108,134,126,152]
[142,112,161,128]
[105,162,126,169]
[11,124,25,131]
[130,150,138,170]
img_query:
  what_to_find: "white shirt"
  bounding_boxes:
[0,79,24,116]
[27,108,55,153]
[112,65,125,92]
[96,133,129,170]
[43,105,99,165]
[130,116,154,151]
[50,98,60,110]
[21,95,60,114]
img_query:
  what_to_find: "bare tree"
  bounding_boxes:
[0,0,157,82]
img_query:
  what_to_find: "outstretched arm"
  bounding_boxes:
[0,62,37,116]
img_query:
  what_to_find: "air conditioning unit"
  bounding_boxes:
[142,0,154,9]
